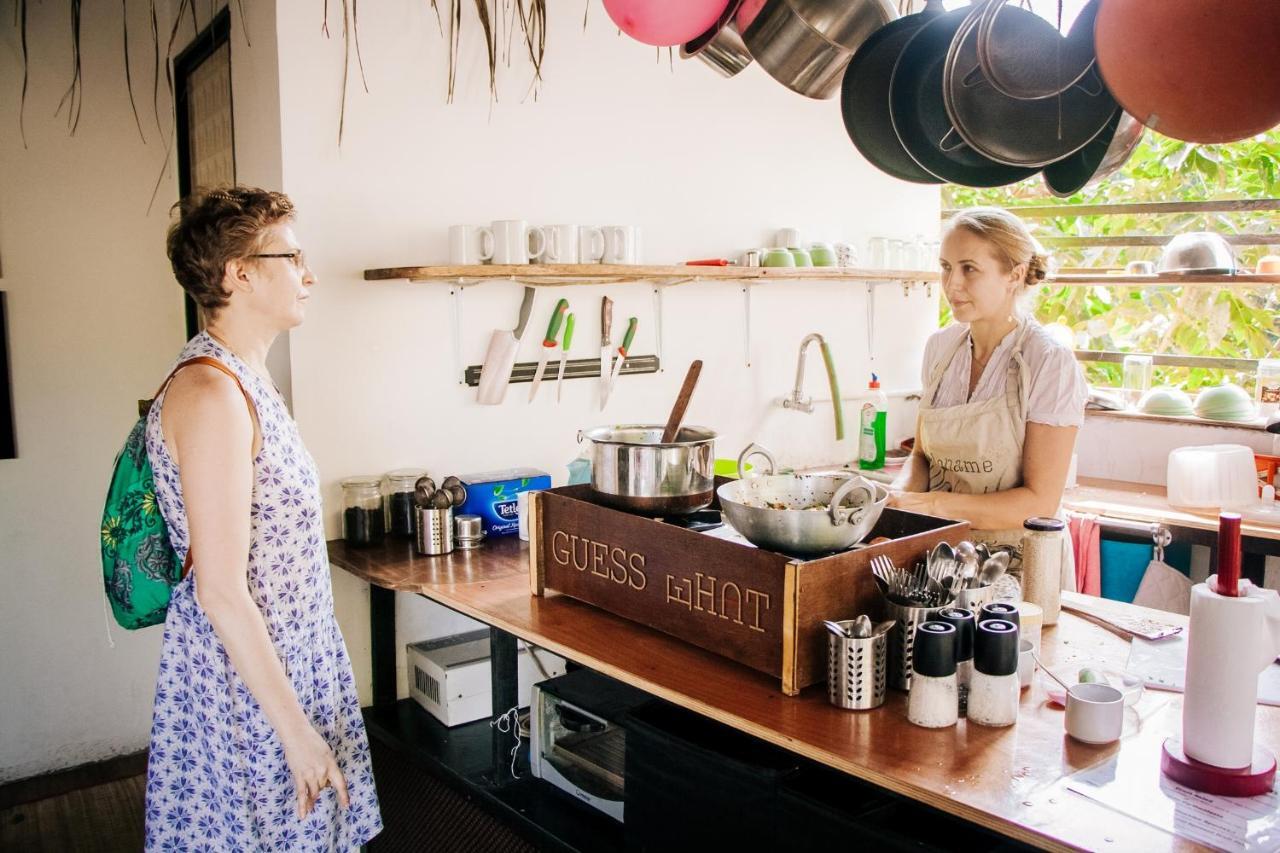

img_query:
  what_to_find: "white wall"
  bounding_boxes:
[268,2,942,702]
[0,1,281,782]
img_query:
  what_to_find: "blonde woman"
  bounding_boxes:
[891,207,1087,592]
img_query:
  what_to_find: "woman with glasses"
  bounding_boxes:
[143,186,381,851]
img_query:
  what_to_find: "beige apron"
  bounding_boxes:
[917,320,1076,595]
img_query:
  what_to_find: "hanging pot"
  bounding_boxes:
[742,0,897,100]
[1043,110,1144,198]
[840,0,946,184]
[1094,0,1280,144]
[976,0,1100,101]
[888,5,1037,187]
[943,4,1117,168]
[681,0,752,77]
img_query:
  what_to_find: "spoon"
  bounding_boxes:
[851,614,873,638]
[977,551,1011,587]
[958,541,981,589]
[661,360,703,444]
[824,620,853,638]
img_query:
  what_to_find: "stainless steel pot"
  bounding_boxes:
[580,425,716,515]
[681,0,753,77]
[742,0,896,99]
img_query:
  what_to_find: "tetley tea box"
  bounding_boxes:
[458,468,551,536]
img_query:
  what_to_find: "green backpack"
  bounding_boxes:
[101,356,250,629]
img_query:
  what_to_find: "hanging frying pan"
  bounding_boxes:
[944,5,1117,168]
[888,5,1037,188]
[1043,109,1145,198]
[976,0,1100,101]
[1094,0,1280,144]
[840,0,946,184]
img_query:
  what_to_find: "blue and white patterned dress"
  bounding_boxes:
[143,332,381,851]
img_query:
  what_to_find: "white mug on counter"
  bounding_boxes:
[601,225,642,264]
[491,219,546,265]
[534,224,581,264]
[448,224,495,265]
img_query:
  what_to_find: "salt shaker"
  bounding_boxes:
[978,601,1020,629]
[1022,517,1066,625]
[907,622,958,729]
[936,607,975,713]
[968,620,1020,727]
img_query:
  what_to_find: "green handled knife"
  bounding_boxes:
[606,317,638,398]
[556,312,576,403]
[529,298,569,402]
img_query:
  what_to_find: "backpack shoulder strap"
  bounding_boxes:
[155,355,258,580]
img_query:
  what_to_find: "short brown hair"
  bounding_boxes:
[166,186,295,312]
[944,206,1051,289]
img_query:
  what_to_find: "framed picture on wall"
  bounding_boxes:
[0,291,16,459]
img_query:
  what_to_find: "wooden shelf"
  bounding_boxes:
[1051,272,1280,285]
[363,264,940,285]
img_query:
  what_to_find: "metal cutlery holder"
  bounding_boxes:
[884,600,947,691]
[954,584,996,614]
[826,629,888,711]
[415,507,454,556]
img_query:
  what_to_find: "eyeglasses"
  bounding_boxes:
[249,249,307,270]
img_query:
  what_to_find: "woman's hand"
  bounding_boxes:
[282,724,350,819]
[888,490,936,516]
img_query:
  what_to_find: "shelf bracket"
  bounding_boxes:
[653,286,666,369]
[743,286,753,368]
[451,285,466,385]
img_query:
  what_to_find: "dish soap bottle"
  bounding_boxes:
[859,373,887,470]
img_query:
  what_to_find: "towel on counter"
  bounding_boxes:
[1068,513,1102,596]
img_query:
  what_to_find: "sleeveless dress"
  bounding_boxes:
[142,332,382,852]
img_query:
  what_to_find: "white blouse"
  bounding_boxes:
[921,319,1089,428]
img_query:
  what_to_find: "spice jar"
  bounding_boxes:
[384,469,427,539]
[907,622,958,729]
[341,476,385,548]
[1022,517,1066,625]
[969,620,1020,727]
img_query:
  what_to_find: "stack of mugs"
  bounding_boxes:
[448,221,643,265]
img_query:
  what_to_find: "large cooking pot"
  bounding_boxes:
[717,444,889,557]
[742,0,896,99]
[681,0,752,77]
[580,425,716,515]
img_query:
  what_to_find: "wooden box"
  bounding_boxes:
[528,483,969,695]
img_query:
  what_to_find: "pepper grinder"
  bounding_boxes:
[936,607,975,714]
[968,620,1020,727]
[1162,513,1280,796]
[907,622,958,729]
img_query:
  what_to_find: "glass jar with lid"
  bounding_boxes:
[341,476,385,547]
[384,469,427,539]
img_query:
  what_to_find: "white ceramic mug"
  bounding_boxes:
[491,219,546,265]
[775,227,803,249]
[535,224,581,264]
[602,225,641,264]
[1065,682,1124,744]
[448,225,494,265]
[579,226,606,263]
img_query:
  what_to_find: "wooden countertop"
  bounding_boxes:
[330,536,1278,852]
[1064,476,1280,541]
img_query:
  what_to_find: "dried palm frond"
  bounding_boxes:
[446,0,461,103]
[55,0,84,135]
[16,0,28,148]
[475,0,497,102]
[123,0,147,143]
[515,0,545,100]
[429,0,444,37]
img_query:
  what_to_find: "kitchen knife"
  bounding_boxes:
[599,296,613,409]
[476,286,536,405]
[606,317,638,399]
[556,312,576,403]
[529,298,569,402]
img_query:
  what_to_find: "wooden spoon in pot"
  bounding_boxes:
[661,360,703,443]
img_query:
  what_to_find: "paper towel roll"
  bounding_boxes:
[1182,578,1280,769]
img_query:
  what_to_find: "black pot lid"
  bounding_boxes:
[889,7,1037,188]
[841,5,943,185]
[944,8,1117,168]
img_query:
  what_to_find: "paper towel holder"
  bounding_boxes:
[1160,738,1276,797]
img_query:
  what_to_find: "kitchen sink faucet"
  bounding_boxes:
[782,333,845,441]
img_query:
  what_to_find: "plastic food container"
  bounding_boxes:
[1166,445,1258,509]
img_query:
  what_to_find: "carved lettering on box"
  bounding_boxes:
[609,547,629,585]
[627,553,647,590]
[666,573,692,610]
[719,581,744,626]
[590,541,610,579]
[744,589,771,633]
[693,572,716,614]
